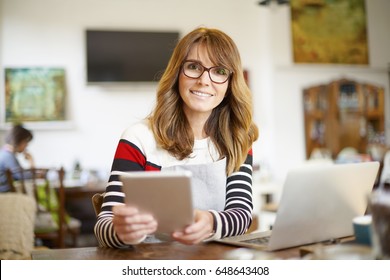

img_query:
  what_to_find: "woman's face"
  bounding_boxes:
[178,43,229,121]
[15,139,29,153]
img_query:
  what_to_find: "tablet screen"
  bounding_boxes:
[120,171,194,233]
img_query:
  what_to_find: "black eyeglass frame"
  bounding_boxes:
[181,60,232,84]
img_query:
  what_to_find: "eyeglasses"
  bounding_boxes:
[181,60,232,84]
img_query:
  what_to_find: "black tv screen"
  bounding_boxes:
[86,30,179,82]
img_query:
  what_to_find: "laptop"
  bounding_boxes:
[216,161,379,251]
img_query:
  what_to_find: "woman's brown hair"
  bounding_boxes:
[5,124,33,147]
[148,27,259,175]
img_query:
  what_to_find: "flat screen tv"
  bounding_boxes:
[86,30,179,83]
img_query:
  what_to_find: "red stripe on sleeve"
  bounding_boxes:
[114,140,146,167]
[145,164,160,171]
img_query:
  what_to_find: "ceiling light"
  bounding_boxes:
[258,0,290,6]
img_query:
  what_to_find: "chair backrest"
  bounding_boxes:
[92,192,104,216]
[5,168,26,193]
[5,167,66,248]
[380,150,390,184]
[0,193,36,259]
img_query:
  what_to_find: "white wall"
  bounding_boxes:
[1,0,389,184]
[265,1,390,182]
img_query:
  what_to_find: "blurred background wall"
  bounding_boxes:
[0,0,389,184]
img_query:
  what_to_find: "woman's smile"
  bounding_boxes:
[190,89,214,98]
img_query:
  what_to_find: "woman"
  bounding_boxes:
[0,124,34,192]
[94,27,259,248]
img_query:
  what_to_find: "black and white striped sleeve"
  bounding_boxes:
[209,152,253,239]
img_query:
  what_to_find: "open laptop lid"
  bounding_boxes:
[267,161,379,250]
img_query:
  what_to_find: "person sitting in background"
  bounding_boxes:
[0,124,34,192]
[94,27,259,248]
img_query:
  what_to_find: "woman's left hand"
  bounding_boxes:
[172,209,214,245]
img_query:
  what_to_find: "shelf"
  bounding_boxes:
[303,79,385,159]
[366,112,383,119]
[305,111,325,119]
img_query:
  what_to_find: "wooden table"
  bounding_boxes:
[64,180,106,199]
[64,181,105,234]
[31,241,302,260]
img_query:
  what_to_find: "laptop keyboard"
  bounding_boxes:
[242,236,270,245]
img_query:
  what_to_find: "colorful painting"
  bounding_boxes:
[291,0,369,64]
[5,68,66,123]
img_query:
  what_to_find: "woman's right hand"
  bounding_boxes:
[23,151,35,167]
[112,204,158,244]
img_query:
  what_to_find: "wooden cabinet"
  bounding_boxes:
[303,79,385,159]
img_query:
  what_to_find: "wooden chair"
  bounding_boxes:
[0,193,36,259]
[6,167,81,248]
[92,192,104,216]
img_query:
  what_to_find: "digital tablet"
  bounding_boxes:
[120,170,194,234]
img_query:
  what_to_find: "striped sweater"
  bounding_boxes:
[94,121,254,248]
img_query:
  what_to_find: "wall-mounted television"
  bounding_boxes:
[86,30,179,83]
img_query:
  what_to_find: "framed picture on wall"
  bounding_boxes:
[3,68,68,127]
[291,0,369,64]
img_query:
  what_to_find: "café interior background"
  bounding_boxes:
[0,0,389,184]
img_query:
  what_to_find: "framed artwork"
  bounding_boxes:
[4,68,67,124]
[291,0,369,64]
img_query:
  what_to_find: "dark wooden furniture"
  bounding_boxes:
[6,167,80,248]
[91,192,104,216]
[31,236,364,260]
[31,242,302,260]
[64,183,105,234]
[303,78,385,159]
